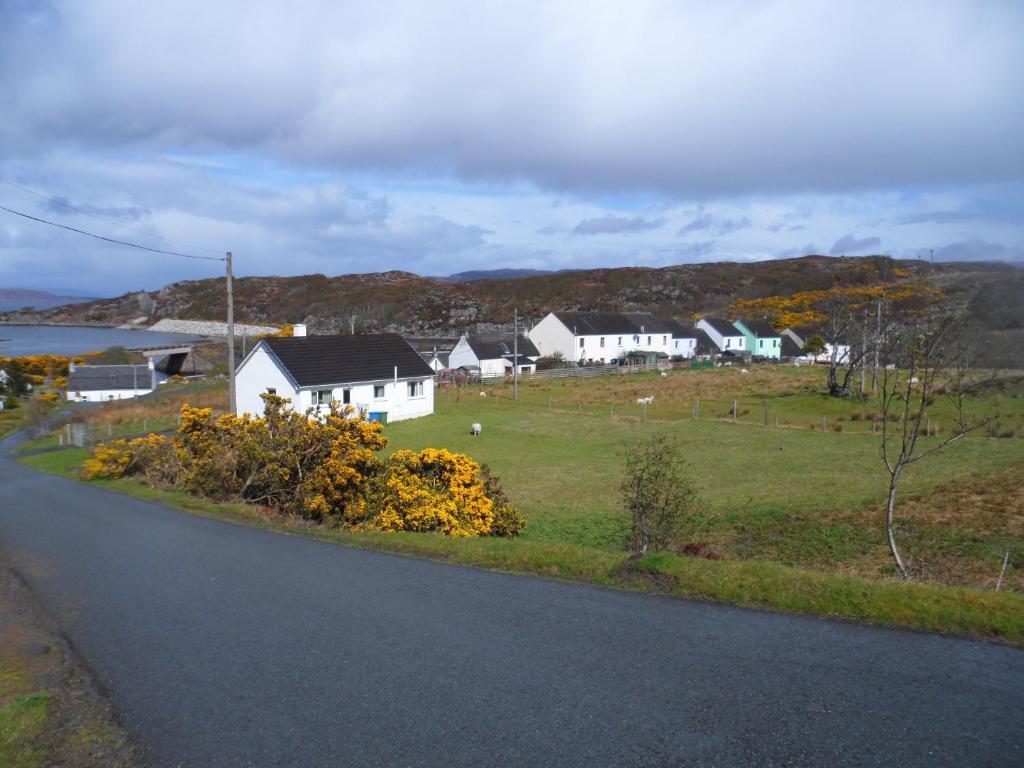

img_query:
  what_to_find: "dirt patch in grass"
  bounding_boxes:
[615,554,680,593]
[0,565,137,768]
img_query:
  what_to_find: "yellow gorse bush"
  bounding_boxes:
[80,394,523,537]
[372,448,496,536]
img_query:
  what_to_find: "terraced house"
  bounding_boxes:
[528,311,675,364]
[732,319,782,360]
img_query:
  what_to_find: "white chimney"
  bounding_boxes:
[293,323,307,337]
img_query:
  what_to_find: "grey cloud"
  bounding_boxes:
[829,234,881,255]
[43,196,149,222]
[677,213,751,237]
[930,239,1024,263]
[893,211,979,226]
[1,2,1021,197]
[572,214,665,236]
[535,224,565,235]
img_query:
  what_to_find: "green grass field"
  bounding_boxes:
[16,365,1024,643]
[384,368,1024,587]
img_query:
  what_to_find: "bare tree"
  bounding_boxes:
[809,295,873,398]
[878,311,990,579]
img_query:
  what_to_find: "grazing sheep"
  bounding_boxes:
[740,368,749,375]
[471,422,482,436]
[636,396,654,406]
[908,376,919,385]
[479,391,487,397]
[660,371,668,378]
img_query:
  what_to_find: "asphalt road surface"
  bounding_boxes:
[1,430,1022,767]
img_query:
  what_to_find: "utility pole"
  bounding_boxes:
[513,307,519,401]
[226,251,236,414]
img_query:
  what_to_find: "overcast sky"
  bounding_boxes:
[1,0,1021,296]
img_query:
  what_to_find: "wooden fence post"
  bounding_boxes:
[821,415,826,431]
[732,400,737,421]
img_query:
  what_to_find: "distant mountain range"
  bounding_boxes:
[0,288,102,313]
[441,268,561,283]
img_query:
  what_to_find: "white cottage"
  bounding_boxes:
[66,362,157,402]
[448,334,540,378]
[695,318,746,354]
[234,325,435,424]
[528,312,675,364]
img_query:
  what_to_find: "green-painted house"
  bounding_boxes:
[733,319,782,360]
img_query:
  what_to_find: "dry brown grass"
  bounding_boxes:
[70,384,228,428]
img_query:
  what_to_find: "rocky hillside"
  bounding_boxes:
[2,255,1020,338]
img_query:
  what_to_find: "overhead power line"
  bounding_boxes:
[0,176,223,256]
[0,204,224,261]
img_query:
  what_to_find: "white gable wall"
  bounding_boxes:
[447,335,479,370]
[528,313,577,361]
[235,345,299,417]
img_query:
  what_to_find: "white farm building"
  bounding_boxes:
[66,361,158,402]
[234,325,435,424]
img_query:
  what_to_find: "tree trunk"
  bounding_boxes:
[885,468,909,579]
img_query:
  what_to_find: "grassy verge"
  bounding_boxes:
[0,564,137,767]
[19,448,1024,646]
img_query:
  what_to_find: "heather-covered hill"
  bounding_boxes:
[2,256,1020,338]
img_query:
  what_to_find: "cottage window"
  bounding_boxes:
[342,389,351,405]
[726,338,731,348]
[663,336,667,344]
[373,384,385,399]
[600,337,605,348]
[618,337,622,345]
[647,336,652,345]
[407,380,424,398]
[759,339,764,348]
[579,337,585,348]
[266,387,276,395]
[315,389,333,405]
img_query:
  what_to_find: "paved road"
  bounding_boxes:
[1,432,1022,767]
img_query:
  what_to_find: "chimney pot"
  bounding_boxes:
[293,323,307,337]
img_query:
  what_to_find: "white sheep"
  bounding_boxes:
[635,396,654,406]
[740,368,749,375]
[660,371,668,378]
[471,422,482,436]
[479,391,487,397]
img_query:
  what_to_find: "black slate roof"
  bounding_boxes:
[700,318,743,337]
[67,365,152,391]
[737,319,780,337]
[662,318,700,338]
[467,336,541,361]
[261,334,434,387]
[554,311,674,335]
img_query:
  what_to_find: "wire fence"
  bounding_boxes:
[439,388,1019,439]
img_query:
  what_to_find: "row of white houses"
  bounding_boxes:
[527,312,807,364]
[57,317,849,425]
